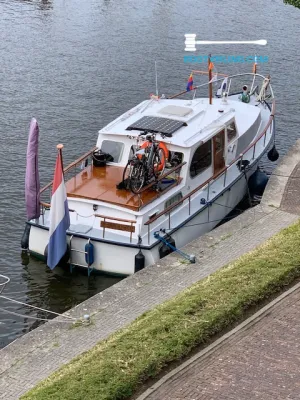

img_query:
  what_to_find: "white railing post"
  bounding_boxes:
[223,169,227,187]
[252,143,256,159]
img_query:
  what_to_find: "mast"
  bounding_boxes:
[57,143,64,177]
[155,61,158,97]
[208,54,213,105]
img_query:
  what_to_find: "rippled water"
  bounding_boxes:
[0,0,299,348]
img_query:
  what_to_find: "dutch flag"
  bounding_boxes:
[47,147,70,270]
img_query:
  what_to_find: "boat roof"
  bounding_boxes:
[98,97,260,148]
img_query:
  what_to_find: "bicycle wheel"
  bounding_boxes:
[130,163,145,193]
[122,162,132,190]
[153,148,166,177]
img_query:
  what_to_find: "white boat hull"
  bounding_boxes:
[28,160,259,276]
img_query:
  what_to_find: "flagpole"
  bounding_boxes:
[155,61,158,97]
[208,54,213,105]
[57,143,64,177]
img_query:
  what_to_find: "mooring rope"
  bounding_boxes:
[0,307,75,323]
[154,231,195,263]
[0,278,81,324]
[163,199,278,232]
[0,274,10,295]
[0,295,76,321]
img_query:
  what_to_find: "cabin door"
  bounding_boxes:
[213,130,225,175]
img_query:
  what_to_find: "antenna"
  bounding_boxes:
[155,61,158,97]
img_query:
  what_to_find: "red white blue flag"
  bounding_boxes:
[47,150,70,270]
[186,73,193,91]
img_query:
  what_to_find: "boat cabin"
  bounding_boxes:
[65,97,261,211]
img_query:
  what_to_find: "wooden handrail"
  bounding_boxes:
[64,146,98,174]
[40,146,97,194]
[94,214,136,224]
[145,168,225,226]
[40,201,50,208]
[145,100,275,226]
[134,161,187,195]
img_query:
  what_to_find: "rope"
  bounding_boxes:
[164,201,246,231]
[154,232,195,262]
[214,201,246,212]
[0,274,10,294]
[0,295,76,321]
[75,212,95,218]
[0,307,75,323]
[0,290,31,295]
[164,199,270,232]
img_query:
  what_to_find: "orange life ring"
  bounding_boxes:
[138,141,169,171]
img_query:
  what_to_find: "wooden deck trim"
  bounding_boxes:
[94,214,136,224]
[40,146,97,194]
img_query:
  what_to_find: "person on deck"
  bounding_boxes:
[239,85,250,103]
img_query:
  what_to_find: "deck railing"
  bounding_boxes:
[39,146,97,220]
[144,100,275,232]
[133,161,186,209]
[169,72,274,101]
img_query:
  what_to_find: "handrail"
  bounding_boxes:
[134,161,187,195]
[64,146,98,174]
[94,214,136,224]
[144,167,226,226]
[169,72,274,100]
[145,100,275,226]
[40,146,97,194]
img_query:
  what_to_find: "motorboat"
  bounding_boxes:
[26,67,276,276]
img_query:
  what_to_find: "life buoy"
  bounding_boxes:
[138,141,169,171]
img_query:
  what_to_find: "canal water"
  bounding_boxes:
[0,0,299,348]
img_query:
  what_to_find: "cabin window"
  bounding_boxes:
[165,192,183,214]
[101,140,124,163]
[190,140,212,178]
[227,122,237,143]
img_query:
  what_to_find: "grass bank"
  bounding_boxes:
[22,220,300,400]
[284,0,300,9]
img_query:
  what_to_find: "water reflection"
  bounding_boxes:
[21,250,30,266]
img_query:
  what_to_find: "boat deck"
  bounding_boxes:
[65,165,178,211]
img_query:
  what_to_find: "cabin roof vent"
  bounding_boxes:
[159,105,193,117]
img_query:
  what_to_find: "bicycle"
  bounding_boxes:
[122,132,167,194]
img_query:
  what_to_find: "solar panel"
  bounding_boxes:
[126,116,187,137]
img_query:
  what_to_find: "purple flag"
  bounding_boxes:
[25,118,41,220]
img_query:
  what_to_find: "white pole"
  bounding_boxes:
[184,34,267,51]
[155,61,158,97]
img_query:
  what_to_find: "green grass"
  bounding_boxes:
[22,220,300,400]
[284,0,300,8]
